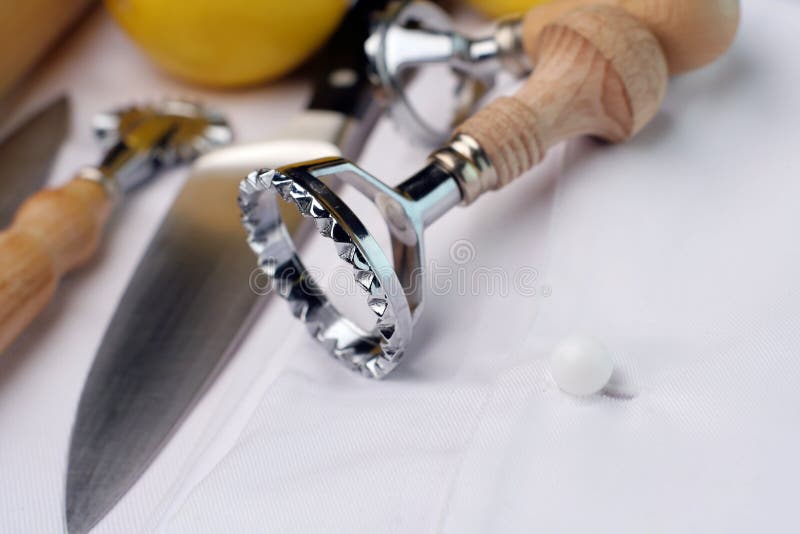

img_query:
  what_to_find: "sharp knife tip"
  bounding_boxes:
[65,504,101,534]
[64,484,109,534]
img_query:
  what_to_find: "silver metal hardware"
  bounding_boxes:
[239,156,464,378]
[366,1,531,145]
[90,100,232,194]
[429,133,497,205]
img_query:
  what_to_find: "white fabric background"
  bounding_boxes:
[1,2,799,533]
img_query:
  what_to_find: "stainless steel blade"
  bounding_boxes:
[65,110,372,534]
[0,95,70,227]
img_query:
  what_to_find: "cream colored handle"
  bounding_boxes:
[523,0,740,74]
[0,178,113,352]
[457,5,668,191]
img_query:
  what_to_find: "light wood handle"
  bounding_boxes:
[523,0,740,74]
[0,0,94,99]
[456,5,668,190]
[0,178,113,352]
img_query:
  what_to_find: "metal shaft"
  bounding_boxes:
[395,161,461,228]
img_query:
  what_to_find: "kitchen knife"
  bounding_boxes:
[0,95,69,228]
[65,1,389,532]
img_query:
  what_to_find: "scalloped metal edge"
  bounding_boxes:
[93,99,232,162]
[238,168,404,378]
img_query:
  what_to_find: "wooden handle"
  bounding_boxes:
[456,5,668,189]
[0,178,113,352]
[523,0,740,74]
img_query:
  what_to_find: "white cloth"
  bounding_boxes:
[2,2,800,533]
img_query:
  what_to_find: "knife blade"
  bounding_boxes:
[65,1,389,532]
[0,95,69,227]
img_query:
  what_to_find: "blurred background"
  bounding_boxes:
[0,0,550,111]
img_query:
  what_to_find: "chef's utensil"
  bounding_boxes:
[0,95,70,227]
[0,100,231,353]
[65,2,388,532]
[239,5,670,378]
[367,0,739,143]
[0,0,93,98]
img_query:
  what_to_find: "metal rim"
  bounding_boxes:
[238,163,414,378]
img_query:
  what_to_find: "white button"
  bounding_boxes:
[549,335,614,396]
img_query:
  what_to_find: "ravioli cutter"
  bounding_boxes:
[367,0,739,144]
[239,6,669,377]
[0,100,231,353]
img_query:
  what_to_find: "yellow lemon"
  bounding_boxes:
[464,0,554,19]
[105,0,349,87]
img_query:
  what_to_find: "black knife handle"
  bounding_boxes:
[307,0,390,120]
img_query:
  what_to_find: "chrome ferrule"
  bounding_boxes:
[77,165,120,199]
[96,140,158,195]
[453,17,532,79]
[429,133,497,205]
[493,16,533,76]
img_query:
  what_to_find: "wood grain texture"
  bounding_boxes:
[522,0,740,74]
[0,0,95,98]
[457,5,668,189]
[0,178,112,352]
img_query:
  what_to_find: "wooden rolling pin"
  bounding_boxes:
[443,4,668,204]
[0,0,95,99]
[514,0,739,74]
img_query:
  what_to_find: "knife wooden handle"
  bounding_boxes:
[456,5,667,194]
[523,0,740,74]
[0,178,112,352]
